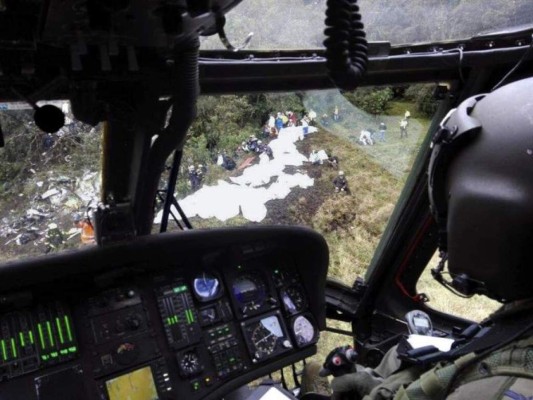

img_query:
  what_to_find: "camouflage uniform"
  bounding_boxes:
[324,301,533,400]
[44,223,64,252]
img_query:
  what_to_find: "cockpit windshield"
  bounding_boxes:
[201,0,533,50]
[155,86,440,282]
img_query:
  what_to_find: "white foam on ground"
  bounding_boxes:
[154,126,317,223]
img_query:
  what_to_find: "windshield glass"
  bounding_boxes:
[155,85,440,283]
[0,102,100,263]
[201,0,533,50]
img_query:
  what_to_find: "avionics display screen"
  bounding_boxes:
[106,366,159,400]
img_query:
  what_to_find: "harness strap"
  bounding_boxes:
[395,336,533,400]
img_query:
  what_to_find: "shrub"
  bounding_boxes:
[405,84,439,117]
[343,87,394,116]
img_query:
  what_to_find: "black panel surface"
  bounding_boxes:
[0,226,328,400]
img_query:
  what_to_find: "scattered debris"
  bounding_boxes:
[1,169,100,252]
[41,188,60,200]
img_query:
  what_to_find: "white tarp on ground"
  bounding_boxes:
[154,126,317,223]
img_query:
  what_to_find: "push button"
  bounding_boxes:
[191,380,201,392]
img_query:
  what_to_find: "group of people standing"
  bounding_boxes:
[263,110,317,138]
[358,110,411,146]
[241,136,273,158]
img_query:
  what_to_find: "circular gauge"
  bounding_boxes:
[193,272,221,302]
[179,350,202,377]
[281,285,307,314]
[244,314,291,361]
[199,306,218,325]
[292,315,317,348]
[251,322,277,359]
[232,273,266,315]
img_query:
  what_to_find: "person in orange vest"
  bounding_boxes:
[74,214,95,244]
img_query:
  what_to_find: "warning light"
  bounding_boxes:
[172,285,187,294]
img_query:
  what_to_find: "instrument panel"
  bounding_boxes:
[0,227,328,399]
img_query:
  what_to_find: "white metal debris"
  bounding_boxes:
[154,126,317,224]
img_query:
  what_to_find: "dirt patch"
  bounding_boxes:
[263,162,336,227]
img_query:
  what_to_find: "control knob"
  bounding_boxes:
[126,314,142,330]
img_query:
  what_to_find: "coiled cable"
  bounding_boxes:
[324,0,368,90]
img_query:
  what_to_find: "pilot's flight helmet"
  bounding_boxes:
[428,77,533,302]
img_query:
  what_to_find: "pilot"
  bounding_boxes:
[304,78,533,399]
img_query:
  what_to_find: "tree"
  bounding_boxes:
[343,88,394,117]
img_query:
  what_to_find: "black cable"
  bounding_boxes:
[492,33,533,91]
[216,14,253,52]
[323,0,368,91]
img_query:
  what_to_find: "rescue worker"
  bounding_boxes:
[359,129,374,146]
[44,223,63,253]
[74,214,95,244]
[327,151,339,169]
[309,109,317,123]
[248,135,259,152]
[289,111,298,126]
[301,116,310,138]
[305,78,533,400]
[197,164,207,175]
[400,118,408,138]
[268,114,276,132]
[195,165,205,189]
[262,123,271,138]
[275,113,284,133]
[310,150,321,165]
[188,165,200,191]
[263,144,273,159]
[333,171,348,193]
[281,112,289,126]
[378,122,387,142]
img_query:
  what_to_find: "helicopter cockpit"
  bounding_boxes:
[1,1,532,399]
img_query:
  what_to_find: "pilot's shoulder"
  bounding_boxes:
[446,376,533,400]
